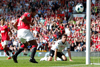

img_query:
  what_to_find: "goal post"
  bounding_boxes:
[86,0,91,65]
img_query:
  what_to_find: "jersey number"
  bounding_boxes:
[18,18,23,26]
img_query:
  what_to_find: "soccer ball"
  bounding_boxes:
[75,4,84,13]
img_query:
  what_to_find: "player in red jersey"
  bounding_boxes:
[0,18,14,60]
[12,8,38,63]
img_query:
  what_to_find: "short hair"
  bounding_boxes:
[62,34,67,38]
[29,7,36,12]
[1,18,5,21]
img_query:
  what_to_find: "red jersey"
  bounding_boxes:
[96,45,100,50]
[0,25,10,42]
[18,12,32,30]
[0,43,3,50]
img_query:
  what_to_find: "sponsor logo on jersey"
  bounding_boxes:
[60,46,65,47]
[1,30,5,33]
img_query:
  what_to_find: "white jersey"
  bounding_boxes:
[51,40,70,52]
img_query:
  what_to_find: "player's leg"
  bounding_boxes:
[12,43,27,63]
[47,50,54,61]
[4,41,14,53]
[23,48,28,55]
[12,31,27,63]
[28,40,38,63]
[14,43,28,57]
[57,52,67,61]
[3,45,11,60]
[2,41,12,60]
[61,55,67,61]
[48,56,53,61]
[23,30,38,63]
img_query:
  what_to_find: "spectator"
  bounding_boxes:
[13,39,18,51]
[0,0,100,52]
[76,43,82,52]
[70,43,76,51]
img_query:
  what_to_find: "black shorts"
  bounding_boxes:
[49,50,64,58]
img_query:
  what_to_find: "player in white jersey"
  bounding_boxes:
[48,34,72,61]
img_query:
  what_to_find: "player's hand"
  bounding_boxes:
[30,22,34,26]
[54,60,57,61]
[69,59,73,61]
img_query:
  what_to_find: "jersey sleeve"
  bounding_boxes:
[23,13,31,21]
[17,19,19,22]
[55,41,59,49]
[16,18,19,24]
[24,13,31,18]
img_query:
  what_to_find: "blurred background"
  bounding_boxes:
[0,0,100,53]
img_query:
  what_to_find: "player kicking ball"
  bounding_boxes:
[0,18,14,60]
[12,8,38,63]
[48,34,73,61]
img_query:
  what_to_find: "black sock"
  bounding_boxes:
[30,47,36,60]
[6,51,10,56]
[9,49,13,52]
[14,48,24,57]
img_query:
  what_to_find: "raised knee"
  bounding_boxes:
[63,58,67,61]
[47,57,52,61]
[3,46,7,50]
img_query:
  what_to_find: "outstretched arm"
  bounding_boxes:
[54,49,58,61]
[13,21,18,30]
[68,48,72,61]
[10,21,18,30]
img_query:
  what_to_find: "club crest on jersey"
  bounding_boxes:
[3,27,5,29]
[27,14,30,17]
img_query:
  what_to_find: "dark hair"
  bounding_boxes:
[1,18,5,21]
[62,34,67,38]
[29,7,36,12]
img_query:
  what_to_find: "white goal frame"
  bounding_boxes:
[86,0,91,65]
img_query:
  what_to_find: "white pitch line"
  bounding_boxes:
[50,64,85,67]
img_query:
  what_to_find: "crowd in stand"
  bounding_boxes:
[0,0,100,52]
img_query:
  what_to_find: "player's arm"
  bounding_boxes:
[13,21,18,30]
[54,41,59,61]
[54,49,58,61]
[21,16,34,26]
[68,48,72,61]
[10,19,18,30]
[9,29,12,36]
[67,41,72,61]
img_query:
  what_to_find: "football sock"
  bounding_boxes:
[30,47,36,60]
[14,48,24,57]
[5,51,10,57]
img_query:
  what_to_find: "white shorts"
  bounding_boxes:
[1,40,9,46]
[17,29,35,43]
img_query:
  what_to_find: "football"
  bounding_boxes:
[75,4,84,13]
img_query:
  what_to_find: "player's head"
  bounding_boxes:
[62,34,67,42]
[30,7,36,18]
[1,18,5,25]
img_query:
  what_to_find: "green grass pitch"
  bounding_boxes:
[0,56,100,67]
